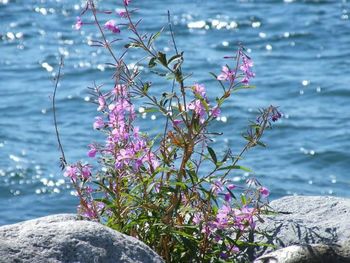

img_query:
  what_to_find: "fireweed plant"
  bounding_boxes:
[58,0,282,262]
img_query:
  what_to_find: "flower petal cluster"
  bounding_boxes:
[217,66,235,82]
[104,20,121,34]
[92,84,158,174]
[240,53,255,84]
[64,163,92,182]
[75,17,83,30]
[188,83,221,122]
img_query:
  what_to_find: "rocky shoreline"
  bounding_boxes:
[254,196,350,262]
[1,196,349,262]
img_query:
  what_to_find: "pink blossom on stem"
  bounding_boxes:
[124,0,131,6]
[234,206,256,230]
[64,165,78,181]
[211,180,223,195]
[113,84,127,96]
[227,184,236,190]
[85,186,93,194]
[192,212,203,224]
[240,54,255,85]
[217,66,234,82]
[97,96,106,111]
[259,186,270,198]
[154,183,160,193]
[224,192,232,202]
[172,119,182,126]
[81,165,92,179]
[229,246,240,254]
[214,204,231,230]
[87,144,97,158]
[118,9,128,18]
[193,83,206,98]
[75,17,83,30]
[104,20,121,34]
[188,100,206,123]
[211,106,221,118]
[93,116,104,129]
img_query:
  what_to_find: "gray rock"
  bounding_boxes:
[0,214,164,263]
[254,196,350,262]
[255,244,350,263]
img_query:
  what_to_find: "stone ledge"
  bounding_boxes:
[0,214,164,263]
[254,196,350,262]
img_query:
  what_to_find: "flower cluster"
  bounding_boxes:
[240,52,255,85]
[187,83,221,124]
[217,50,255,87]
[59,0,281,262]
[90,84,159,175]
[64,163,92,182]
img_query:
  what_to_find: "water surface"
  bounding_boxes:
[1,0,349,225]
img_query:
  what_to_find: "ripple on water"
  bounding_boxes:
[1,0,350,224]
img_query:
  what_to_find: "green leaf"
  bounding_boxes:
[142,82,151,93]
[234,85,256,92]
[173,181,187,190]
[93,181,116,199]
[168,52,183,65]
[157,52,167,66]
[150,70,167,77]
[166,72,175,80]
[221,149,231,163]
[148,57,157,68]
[207,146,217,164]
[256,141,266,147]
[217,165,252,172]
[241,194,247,205]
[143,107,158,113]
[147,27,164,47]
[124,42,142,49]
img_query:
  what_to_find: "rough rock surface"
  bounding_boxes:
[0,214,164,263]
[254,196,350,262]
[255,244,350,263]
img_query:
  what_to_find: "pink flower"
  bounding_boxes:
[211,106,221,118]
[154,183,160,193]
[227,184,236,190]
[192,213,203,224]
[188,100,206,123]
[193,83,206,98]
[64,165,78,181]
[75,17,83,30]
[259,186,270,198]
[240,54,255,85]
[215,205,231,229]
[97,96,106,111]
[93,116,104,129]
[124,0,131,5]
[234,206,256,230]
[217,66,234,82]
[172,119,182,126]
[224,184,236,201]
[211,180,223,195]
[224,193,232,202]
[85,186,93,194]
[113,84,127,96]
[104,20,121,34]
[229,246,240,254]
[118,9,128,18]
[81,165,92,179]
[87,144,97,158]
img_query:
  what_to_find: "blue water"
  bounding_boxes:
[1,0,349,225]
